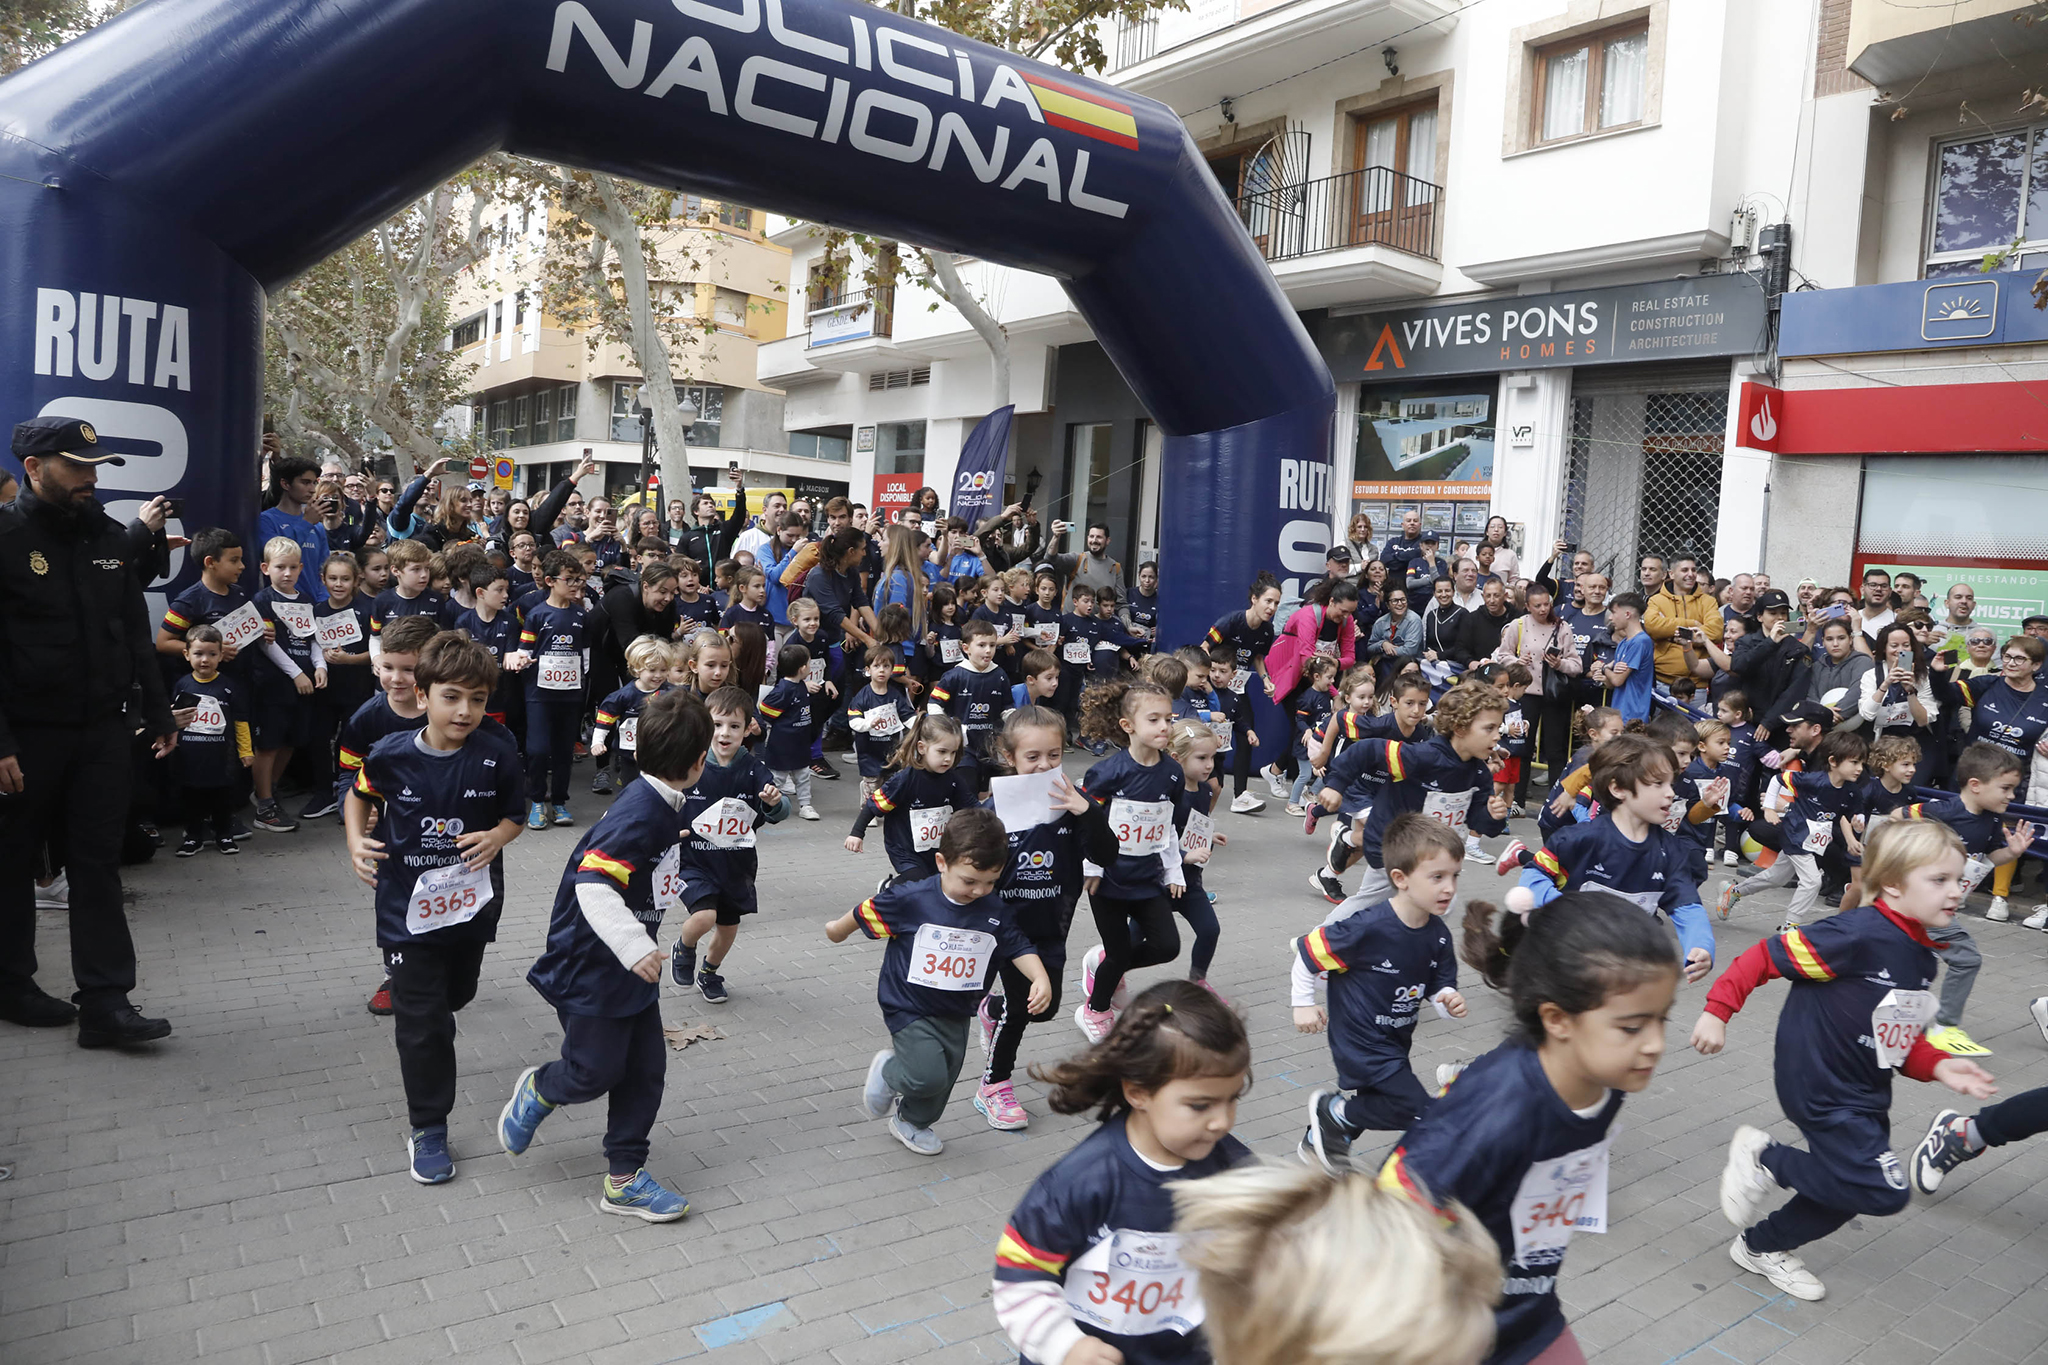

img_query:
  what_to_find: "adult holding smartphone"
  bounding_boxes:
[258,453,332,602]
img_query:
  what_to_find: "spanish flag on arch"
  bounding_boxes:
[1019,72,1139,151]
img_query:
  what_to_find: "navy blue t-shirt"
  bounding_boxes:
[853,874,1035,1033]
[855,765,981,877]
[1080,748,1188,899]
[758,677,819,770]
[1322,733,1504,866]
[1298,901,1456,1095]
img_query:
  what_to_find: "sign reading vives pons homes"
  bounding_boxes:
[1316,274,1771,380]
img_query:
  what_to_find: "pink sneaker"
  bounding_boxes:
[977,992,1001,1054]
[974,1080,1029,1130]
[1074,1002,1118,1044]
[1190,976,1231,1006]
[1081,945,1129,1012]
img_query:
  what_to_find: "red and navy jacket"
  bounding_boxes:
[1703,902,1955,1122]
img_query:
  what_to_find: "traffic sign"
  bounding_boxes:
[468,454,489,481]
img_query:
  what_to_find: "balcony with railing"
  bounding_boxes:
[1235,164,1442,263]
[806,286,894,348]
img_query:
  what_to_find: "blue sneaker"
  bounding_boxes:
[406,1126,454,1184]
[551,803,574,827]
[669,939,697,988]
[498,1065,556,1156]
[600,1168,690,1222]
[527,802,549,831]
[859,1049,898,1120]
[696,967,728,1003]
[1206,890,1218,904]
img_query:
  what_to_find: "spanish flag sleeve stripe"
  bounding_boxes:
[353,768,380,800]
[1905,803,1924,819]
[1206,626,1224,645]
[579,849,634,887]
[1376,1149,1442,1213]
[871,789,897,813]
[1780,928,1835,981]
[1303,928,1344,973]
[856,898,891,939]
[1386,741,1406,782]
[995,1227,1067,1276]
[163,608,192,630]
[520,629,538,645]
[595,708,619,727]
[758,701,783,719]
[930,685,952,702]
[1533,848,1566,886]
[338,746,364,771]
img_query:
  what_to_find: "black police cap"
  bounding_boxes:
[10,415,127,466]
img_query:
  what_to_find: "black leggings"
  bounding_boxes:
[1087,891,1180,1011]
[1517,692,1572,803]
[1229,722,1254,797]
[983,953,1066,1086]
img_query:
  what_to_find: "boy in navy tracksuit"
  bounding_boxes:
[169,625,253,855]
[845,645,915,803]
[1291,814,1467,1174]
[826,808,1051,1155]
[499,689,712,1222]
[928,620,1011,788]
[519,548,592,830]
[1719,730,1868,933]
[758,641,824,819]
[1054,583,1102,741]
[344,633,525,1186]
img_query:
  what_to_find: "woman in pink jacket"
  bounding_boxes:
[1261,578,1359,797]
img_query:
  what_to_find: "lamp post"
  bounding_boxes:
[637,403,654,521]
[638,391,700,525]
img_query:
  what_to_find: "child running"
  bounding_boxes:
[1309,671,1421,901]
[992,980,1252,1365]
[1292,814,1470,1175]
[845,644,916,804]
[1074,680,1189,1043]
[499,689,713,1221]
[847,714,978,888]
[520,548,592,830]
[168,625,253,856]
[344,633,525,1185]
[590,636,674,794]
[828,808,1050,1155]
[1693,818,1997,1301]
[665,686,790,1005]
[758,641,825,821]
[929,618,1011,789]
[1495,732,1716,984]
[1716,730,1868,931]
[1380,892,1682,1364]
[974,705,1117,1131]
[1166,719,1226,987]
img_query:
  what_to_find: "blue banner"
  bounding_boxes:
[949,405,1012,528]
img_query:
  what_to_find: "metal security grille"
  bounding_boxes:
[1559,377,1727,583]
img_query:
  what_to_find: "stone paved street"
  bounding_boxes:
[7,757,2048,1365]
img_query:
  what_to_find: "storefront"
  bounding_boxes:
[1752,278,2048,613]
[1313,274,1770,579]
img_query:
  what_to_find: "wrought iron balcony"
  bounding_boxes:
[1235,164,1443,263]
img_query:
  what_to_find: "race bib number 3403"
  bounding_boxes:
[905,922,995,990]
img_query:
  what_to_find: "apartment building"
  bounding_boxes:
[450,197,852,509]
[760,0,1812,583]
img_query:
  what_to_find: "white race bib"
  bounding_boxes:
[315,610,363,652]
[1509,1137,1612,1264]
[692,796,757,849]
[910,805,951,853]
[1881,700,1913,729]
[1662,796,1686,834]
[272,599,316,638]
[807,657,826,687]
[1062,639,1092,665]
[1064,1230,1202,1338]
[215,601,266,653]
[1420,788,1471,834]
[1801,822,1834,855]
[186,695,227,737]
[1033,623,1059,648]
[1181,811,1215,854]
[619,716,639,751]
[652,845,686,915]
[1208,716,1233,746]
[1229,667,1251,694]
[1111,798,1173,857]
[539,652,582,690]
[1010,612,1028,637]
[940,637,963,664]
[1870,988,1938,1069]
[866,704,904,739]
[1962,854,1992,894]
[406,861,492,936]
[1603,886,1664,916]
[904,922,997,991]
[1314,639,1339,658]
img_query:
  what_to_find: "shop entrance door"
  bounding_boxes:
[1558,364,1728,585]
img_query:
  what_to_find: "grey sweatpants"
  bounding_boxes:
[1927,923,1981,1028]
[883,1014,970,1128]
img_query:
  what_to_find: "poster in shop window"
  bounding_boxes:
[1352,388,1495,509]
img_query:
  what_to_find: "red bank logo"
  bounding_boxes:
[1737,381,1781,452]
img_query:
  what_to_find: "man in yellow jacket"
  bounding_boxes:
[1642,553,1722,684]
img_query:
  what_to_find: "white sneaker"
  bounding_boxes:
[1722,849,1739,867]
[798,804,820,821]
[2032,996,2048,1045]
[2025,906,2048,931]
[841,751,861,765]
[33,872,68,909]
[1435,1061,1467,1094]
[887,1113,944,1155]
[1729,1236,1825,1301]
[1463,836,1495,866]
[1719,1125,1779,1228]
[1261,764,1290,800]
[1229,792,1265,815]
[1988,896,2012,922]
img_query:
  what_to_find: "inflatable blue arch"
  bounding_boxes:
[0,0,1333,653]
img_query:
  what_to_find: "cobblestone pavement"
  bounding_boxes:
[7,756,2048,1365]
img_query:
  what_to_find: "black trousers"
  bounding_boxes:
[384,940,487,1129]
[183,784,237,841]
[983,940,1067,1086]
[1086,892,1180,1012]
[0,719,138,1011]
[1517,692,1573,803]
[536,1004,667,1176]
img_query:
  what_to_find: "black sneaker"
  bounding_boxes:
[810,759,838,780]
[216,838,239,856]
[253,804,297,834]
[1300,1089,1354,1176]
[592,768,614,796]
[298,793,340,821]
[228,819,254,841]
[1308,867,1344,904]
[176,836,204,858]
[1912,1108,1979,1195]
[670,940,698,987]
[140,822,163,848]
[697,967,729,1004]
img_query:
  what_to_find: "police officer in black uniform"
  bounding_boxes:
[0,416,178,1046]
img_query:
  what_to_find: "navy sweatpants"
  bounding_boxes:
[1746,1111,1910,1253]
[526,694,582,805]
[534,1004,667,1176]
